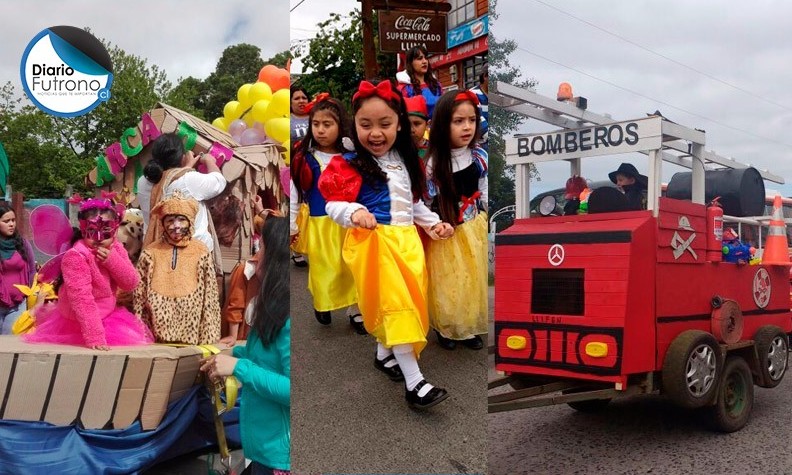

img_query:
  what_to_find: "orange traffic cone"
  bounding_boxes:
[761,195,791,265]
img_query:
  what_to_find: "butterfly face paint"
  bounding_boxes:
[80,215,119,246]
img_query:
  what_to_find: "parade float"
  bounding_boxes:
[489,82,791,433]
[0,63,291,473]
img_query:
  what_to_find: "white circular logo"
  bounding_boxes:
[753,268,771,309]
[548,244,565,266]
[20,26,113,118]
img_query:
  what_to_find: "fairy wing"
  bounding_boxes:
[30,204,73,256]
[38,253,65,284]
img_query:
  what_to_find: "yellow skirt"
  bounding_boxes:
[305,215,357,311]
[343,225,429,357]
[427,212,488,340]
[291,203,310,255]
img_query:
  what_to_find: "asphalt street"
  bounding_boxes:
[488,290,792,475]
[291,263,488,474]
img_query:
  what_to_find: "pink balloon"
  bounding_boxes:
[280,166,290,198]
[232,133,243,143]
[252,121,266,132]
[228,119,247,137]
[239,127,266,146]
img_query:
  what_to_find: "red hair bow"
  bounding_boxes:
[353,80,401,103]
[455,90,480,106]
[303,92,331,115]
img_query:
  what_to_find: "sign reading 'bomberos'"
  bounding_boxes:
[378,10,447,54]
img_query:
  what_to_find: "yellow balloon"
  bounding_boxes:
[237,83,253,108]
[263,91,290,122]
[265,117,291,144]
[224,100,242,120]
[249,82,273,104]
[212,117,228,131]
[251,99,271,124]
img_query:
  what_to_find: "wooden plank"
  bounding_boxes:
[44,354,93,425]
[80,354,127,429]
[112,357,153,429]
[140,358,178,430]
[4,353,56,421]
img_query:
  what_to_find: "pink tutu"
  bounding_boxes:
[24,305,154,347]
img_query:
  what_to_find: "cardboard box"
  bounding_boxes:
[0,336,234,430]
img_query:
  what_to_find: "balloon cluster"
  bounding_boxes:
[211,64,292,163]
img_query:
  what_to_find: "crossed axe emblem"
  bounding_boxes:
[671,231,697,260]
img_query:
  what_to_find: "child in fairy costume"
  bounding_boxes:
[424,90,489,351]
[25,198,153,349]
[290,93,362,333]
[134,192,221,345]
[318,79,455,409]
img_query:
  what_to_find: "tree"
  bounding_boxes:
[202,44,265,120]
[164,76,207,119]
[51,39,172,164]
[265,50,292,69]
[293,10,396,106]
[489,0,537,231]
[0,84,93,197]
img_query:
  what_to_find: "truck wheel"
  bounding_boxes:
[705,356,754,432]
[562,388,611,413]
[754,325,788,388]
[662,330,721,408]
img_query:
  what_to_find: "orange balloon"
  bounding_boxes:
[258,65,291,91]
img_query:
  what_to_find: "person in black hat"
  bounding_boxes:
[608,163,647,210]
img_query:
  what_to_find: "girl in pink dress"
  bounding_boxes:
[25,198,153,349]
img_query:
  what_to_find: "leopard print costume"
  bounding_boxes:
[134,240,221,345]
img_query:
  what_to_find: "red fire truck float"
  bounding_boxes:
[489,83,791,432]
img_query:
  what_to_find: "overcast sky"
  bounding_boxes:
[495,0,792,198]
[290,0,359,74]
[0,0,289,91]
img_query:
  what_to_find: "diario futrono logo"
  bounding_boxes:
[20,26,113,117]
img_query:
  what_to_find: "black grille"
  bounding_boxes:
[532,269,584,315]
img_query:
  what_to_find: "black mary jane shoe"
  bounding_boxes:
[314,309,331,325]
[374,354,404,381]
[349,314,367,335]
[460,335,484,350]
[291,254,308,268]
[435,330,457,350]
[406,380,449,409]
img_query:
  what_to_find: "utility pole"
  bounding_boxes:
[360,0,379,79]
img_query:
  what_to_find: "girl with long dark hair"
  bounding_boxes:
[0,202,35,334]
[290,94,361,331]
[318,79,455,410]
[201,215,290,474]
[425,90,488,350]
[397,46,444,118]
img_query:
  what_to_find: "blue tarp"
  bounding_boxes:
[0,386,241,475]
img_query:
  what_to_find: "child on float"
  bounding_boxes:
[318,79,455,409]
[290,93,363,333]
[24,199,153,349]
[424,90,489,351]
[134,192,221,345]
[405,96,430,161]
[221,195,282,346]
[0,203,36,334]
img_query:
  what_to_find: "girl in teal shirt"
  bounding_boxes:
[202,215,290,474]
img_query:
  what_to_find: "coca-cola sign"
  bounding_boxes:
[378,10,447,54]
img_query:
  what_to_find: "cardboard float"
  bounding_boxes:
[0,336,235,430]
